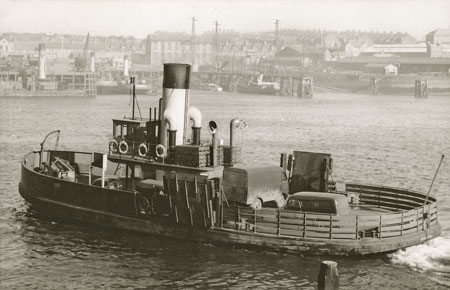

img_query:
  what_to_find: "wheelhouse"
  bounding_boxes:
[112,118,148,142]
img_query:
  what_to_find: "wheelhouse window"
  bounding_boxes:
[113,120,148,142]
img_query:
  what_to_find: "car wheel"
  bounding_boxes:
[276,194,287,208]
[251,198,263,210]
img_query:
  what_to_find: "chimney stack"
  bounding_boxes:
[38,43,46,80]
[123,55,129,77]
[90,52,95,73]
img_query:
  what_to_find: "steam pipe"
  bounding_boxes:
[192,127,201,145]
[168,130,177,149]
[189,106,202,145]
[164,108,177,151]
[164,108,176,131]
[188,106,202,128]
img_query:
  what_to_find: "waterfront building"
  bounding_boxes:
[145,32,213,69]
[364,63,398,75]
[0,35,15,56]
[362,43,427,57]
[330,56,450,74]
[426,28,450,45]
[427,43,450,58]
[216,34,277,73]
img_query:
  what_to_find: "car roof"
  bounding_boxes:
[225,164,282,174]
[93,176,121,182]
[289,192,348,202]
[136,179,164,189]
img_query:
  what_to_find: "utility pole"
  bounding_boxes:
[322,30,325,62]
[215,20,220,70]
[274,19,280,50]
[191,17,197,67]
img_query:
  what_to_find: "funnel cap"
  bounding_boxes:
[163,63,190,89]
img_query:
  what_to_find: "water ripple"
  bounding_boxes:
[1,92,449,289]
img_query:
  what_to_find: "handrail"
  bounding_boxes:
[221,184,439,240]
[39,130,60,168]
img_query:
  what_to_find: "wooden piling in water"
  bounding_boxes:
[415,80,428,98]
[318,261,339,290]
[299,76,313,98]
[370,77,378,95]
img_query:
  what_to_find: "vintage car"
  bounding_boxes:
[92,176,123,189]
[285,192,391,232]
[135,179,169,215]
[285,192,351,214]
[223,164,289,209]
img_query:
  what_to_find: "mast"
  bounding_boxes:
[215,20,220,70]
[130,76,136,119]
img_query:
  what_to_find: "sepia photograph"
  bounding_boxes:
[1,0,449,289]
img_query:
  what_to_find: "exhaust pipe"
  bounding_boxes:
[230,118,247,148]
[164,108,177,150]
[229,118,247,165]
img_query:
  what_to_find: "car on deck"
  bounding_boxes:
[223,164,289,210]
[93,176,123,189]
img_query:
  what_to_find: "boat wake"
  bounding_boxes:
[390,237,450,285]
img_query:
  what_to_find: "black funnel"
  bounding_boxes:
[163,63,191,89]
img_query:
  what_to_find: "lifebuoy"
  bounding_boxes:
[119,140,129,154]
[155,144,166,158]
[109,139,119,153]
[138,143,148,157]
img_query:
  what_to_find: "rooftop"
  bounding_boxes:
[427,28,450,37]
[335,56,450,65]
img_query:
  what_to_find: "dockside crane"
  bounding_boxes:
[74,33,90,72]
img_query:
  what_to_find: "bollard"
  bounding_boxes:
[318,260,339,290]
[370,77,378,95]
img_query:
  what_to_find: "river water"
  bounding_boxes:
[0,91,449,289]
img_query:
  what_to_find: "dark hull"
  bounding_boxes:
[1,90,88,97]
[97,86,151,95]
[237,84,279,95]
[19,151,441,256]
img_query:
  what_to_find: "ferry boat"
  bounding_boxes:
[18,63,441,255]
[237,74,280,95]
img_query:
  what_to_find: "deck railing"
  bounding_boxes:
[221,184,438,240]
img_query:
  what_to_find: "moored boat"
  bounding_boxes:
[18,63,441,256]
[237,74,280,95]
[97,79,152,95]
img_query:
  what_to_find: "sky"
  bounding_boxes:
[1,0,450,40]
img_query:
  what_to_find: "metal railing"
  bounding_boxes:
[221,184,438,240]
